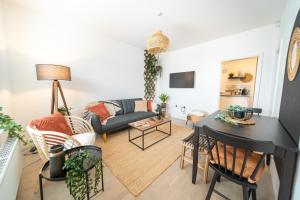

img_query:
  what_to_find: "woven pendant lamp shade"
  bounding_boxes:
[147,30,169,54]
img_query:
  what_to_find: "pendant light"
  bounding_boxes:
[147,12,170,55]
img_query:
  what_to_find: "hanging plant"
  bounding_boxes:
[63,150,102,200]
[0,107,28,145]
[144,50,162,100]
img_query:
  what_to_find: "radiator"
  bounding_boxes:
[0,138,22,200]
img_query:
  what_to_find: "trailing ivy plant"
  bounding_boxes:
[144,50,162,100]
[63,150,102,200]
[0,107,28,145]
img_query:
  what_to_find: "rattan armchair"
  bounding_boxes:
[27,116,95,163]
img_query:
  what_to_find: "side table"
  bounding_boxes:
[39,145,104,200]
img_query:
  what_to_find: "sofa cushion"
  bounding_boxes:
[134,100,148,112]
[128,111,156,121]
[113,100,124,115]
[121,98,142,114]
[102,111,156,132]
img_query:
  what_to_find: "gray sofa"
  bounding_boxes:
[90,98,157,139]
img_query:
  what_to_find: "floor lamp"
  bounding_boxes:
[36,64,71,115]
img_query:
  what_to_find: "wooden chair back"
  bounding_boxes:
[247,108,262,116]
[202,125,275,183]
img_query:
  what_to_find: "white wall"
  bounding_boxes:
[272,1,300,200]
[157,24,279,120]
[1,1,145,125]
[0,1,12,115]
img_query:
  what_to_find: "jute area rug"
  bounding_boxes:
[96,123,193,196]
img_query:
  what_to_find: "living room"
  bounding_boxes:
[1,0,300,200]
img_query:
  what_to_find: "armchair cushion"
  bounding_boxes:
[31,112,73,136]
[72,132,95,146]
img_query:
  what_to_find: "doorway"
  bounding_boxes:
[219,57,259,110]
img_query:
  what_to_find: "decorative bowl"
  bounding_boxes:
[227,105,253,121]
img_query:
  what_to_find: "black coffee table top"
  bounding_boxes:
[195,111,298,153]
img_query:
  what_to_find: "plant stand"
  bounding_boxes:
[39,146,104,200]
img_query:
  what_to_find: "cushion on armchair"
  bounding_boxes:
[31,112,73,136]
[72,132,95,145]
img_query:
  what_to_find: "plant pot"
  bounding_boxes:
[161,103,167,118]
[49,144,65,178]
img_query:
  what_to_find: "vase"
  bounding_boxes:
[161,103,167,118]
[49,144,65,178]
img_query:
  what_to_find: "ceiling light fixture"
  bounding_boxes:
[147,12,169,55]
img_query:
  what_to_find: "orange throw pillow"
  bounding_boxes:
[147,100,152,112]
[32,112,73,136]
[88,102,110,122]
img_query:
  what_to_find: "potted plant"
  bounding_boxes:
[159,93,169,117]
[58,106,72,116]
[228,73,234,78]
[63,150,102,200]
[0,107,28,145]
[144,50,162,100]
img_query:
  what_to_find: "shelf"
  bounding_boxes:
[228,76,246,80]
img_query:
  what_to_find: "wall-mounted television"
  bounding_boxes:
[169,71,195,88]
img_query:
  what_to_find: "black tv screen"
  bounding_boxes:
[169,71,195,88]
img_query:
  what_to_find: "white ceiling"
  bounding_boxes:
[5,0,287,50]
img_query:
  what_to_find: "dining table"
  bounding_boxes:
[192,111,299,200]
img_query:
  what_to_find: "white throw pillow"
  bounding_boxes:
[134,100,148,112]
[151,102,158,112]
[104,102,116,116]
[72,132,95,146]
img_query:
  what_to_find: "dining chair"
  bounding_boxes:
[202,125,275,200]
[247,108,262,116]
[247,108,272,166]
[180,133,214,183]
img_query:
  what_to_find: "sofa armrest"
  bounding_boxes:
[90,113,103,134]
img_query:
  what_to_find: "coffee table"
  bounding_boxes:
[128,117,171,150]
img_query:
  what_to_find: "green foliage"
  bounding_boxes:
[159,93,169,103]
[227,105,247,112]
[58,106,72,116]
[63,150,102,200]
[144,50,162,100]
[0,107,28,145]
[215,111,238,125]
[228,72,234,78]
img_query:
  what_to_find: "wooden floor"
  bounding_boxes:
[17,121,275,200]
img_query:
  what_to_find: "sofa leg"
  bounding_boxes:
[102,133,108,142]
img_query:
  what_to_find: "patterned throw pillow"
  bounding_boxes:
[134,100,148,112]
[103,101,122,116]
[31,112,73,136]
[88,102,110,122]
